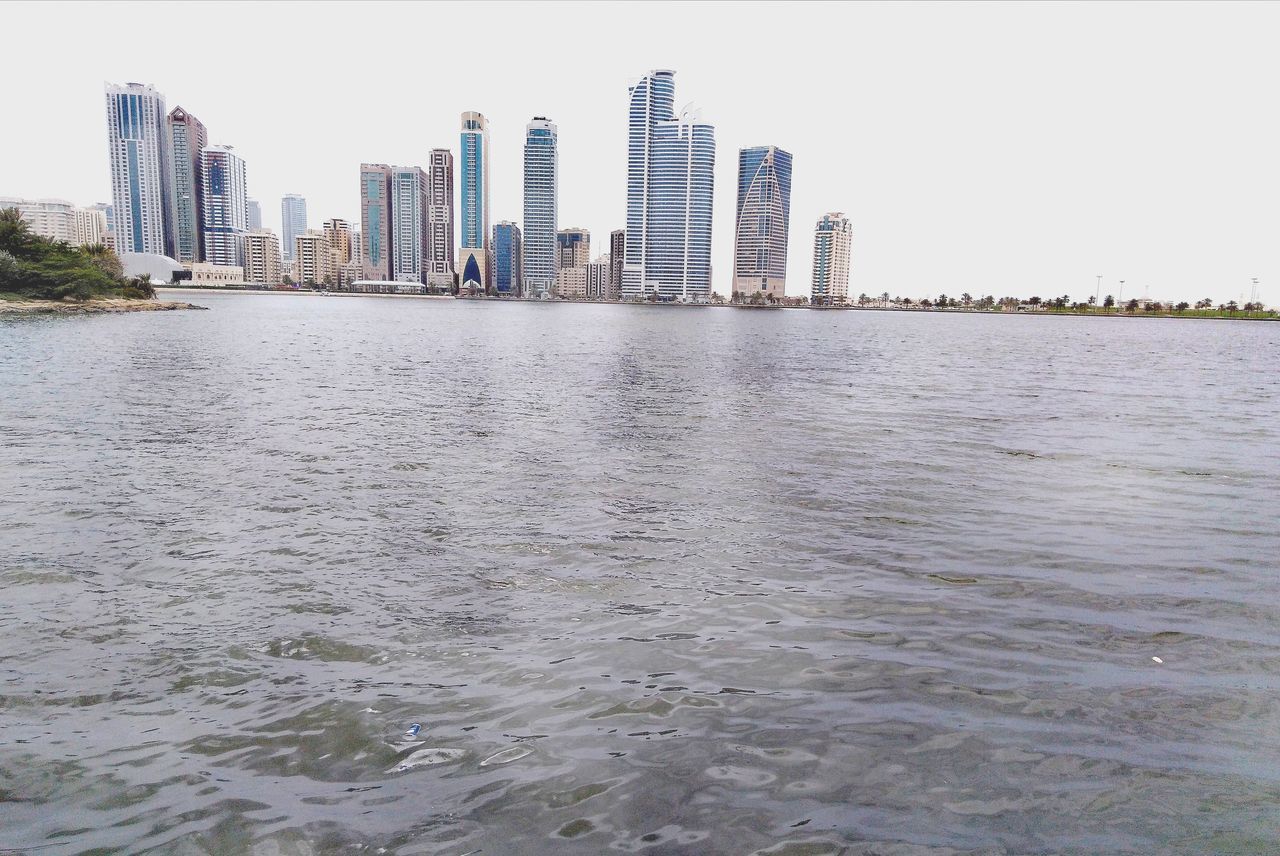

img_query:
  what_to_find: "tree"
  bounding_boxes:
[1227,300,1238,314]
[961,292,973,306]
[1103,294,1115,311]
[1088,294,1096,306]
[920,298,933,308]
[880,291,890,306]
[1028,296,1042,307]
[858,293,869,306]
[1175,302,1190,313]
[1053,296,1066,310]
[937,293,949,308]
[282,273,295,286]
[1126,298,1139,313]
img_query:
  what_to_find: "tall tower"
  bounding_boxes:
[201,145,248,268]
[280,194,307,262]
[522,117,558,296]
[105,82,173,256]
[733,146,793,300]
[609,229,625,300]
[622,70,715,301]
[390,166,428,282]
[427,148,455,290]
[166,106,207,263]
[810,212,851,305]
[359,164,393,281]
[493,222,522,295]
[458,111,490,290]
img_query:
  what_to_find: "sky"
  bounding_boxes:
[4,0,1278,305]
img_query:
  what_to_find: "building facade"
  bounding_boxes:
[246,198,262,231]
[586,254,611,299]
[243,229,282,286]
[0,197,76,243]
[280,193,307,262]
[622,70,715,300]
[201,145,248,268]
[105,82,174,256]
[492,221,521,295]
[522,117,557,296]
[458,111,490,290]
[609,229,625,300]
[390,166,428,283]
[74,206,108,246]
[557,228,590,269]
[733,145,793,300]
[810,212,852,304]
[553,265,587,299]
[166,106,207,264]
[427,148,454,290]
[359,164,393,281]
[190,262,244,285]
[294,230,333,286]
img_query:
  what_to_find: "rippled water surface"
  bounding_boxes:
[2,294,1279,855]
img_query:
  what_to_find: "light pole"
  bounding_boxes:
[1096,274,1102,306]
[1119,280,1125,304]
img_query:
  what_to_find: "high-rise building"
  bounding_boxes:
[622,70,715,300]
[105,82,174,256]
[458,111,490,290]
[522,117,557,296]
[553,265,587,299]
[359,164,393,280]
[609,229,625,300]
[427,149,454,290]
[351,229,362,264]
[246,198,262,231]
[201,145,248,268]
[733,146,793,300]
[493,221,521,295]
[294,230,333,286]
[74,206,108,246]
[281,193,307,262]
[243,230,282,286]
[390,166,428,283]
[810,212,852,305]
[557,228,590,269]
[586,254,611,299]
[323,218,352,268]
[0,197,75,243]
[166,106,207,264]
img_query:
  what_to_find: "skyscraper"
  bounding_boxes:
[74,206,108,247]
[733,146,793,300]
[324,218,353,285]
[810,212,852,305]
[246,198,262,231]
[427,149,455,290]
[280,193,307,262]
[522,117,557,296]
[609,229,625,301]
[458,111,490,290]
[390,166,428,282]
[105,82,173,256]
[622,70,715,301]
[201,145,248,268]
[493,222,521,295]
[166,106,207,264]
[359,164,393,280]
[294,230,332,286]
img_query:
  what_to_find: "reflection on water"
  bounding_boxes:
[2,294,1279,854]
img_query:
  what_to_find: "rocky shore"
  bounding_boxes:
[0,298,207,316]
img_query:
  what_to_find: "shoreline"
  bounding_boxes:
[0,297,207,316]
[155,287,1276,321]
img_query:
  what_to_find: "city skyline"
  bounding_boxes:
[6,2,1280,303]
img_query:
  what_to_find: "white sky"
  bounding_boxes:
[4,0,1278,304]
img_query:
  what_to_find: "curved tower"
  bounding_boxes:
[733,146,793,300]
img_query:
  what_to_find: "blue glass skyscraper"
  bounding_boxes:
[732,146,793,300]
[522,117,557,297]
[459,111,490,290]
[622,70,715,301]
[105,82,173,257]
[493,222,521,295]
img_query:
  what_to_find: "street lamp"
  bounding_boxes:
[1096,274,1102,306]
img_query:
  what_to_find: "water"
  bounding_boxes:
[2,293,1279,855]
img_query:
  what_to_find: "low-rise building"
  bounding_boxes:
[553,264,588,299]
[190,262,245,286]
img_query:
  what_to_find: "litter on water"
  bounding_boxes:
[405,723,422,737]
[385,746,466,773]
[1152,656,1163,664]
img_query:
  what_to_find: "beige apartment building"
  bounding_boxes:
[294,230,334,286]
[243,230,283,286]
[810,212,851,304]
